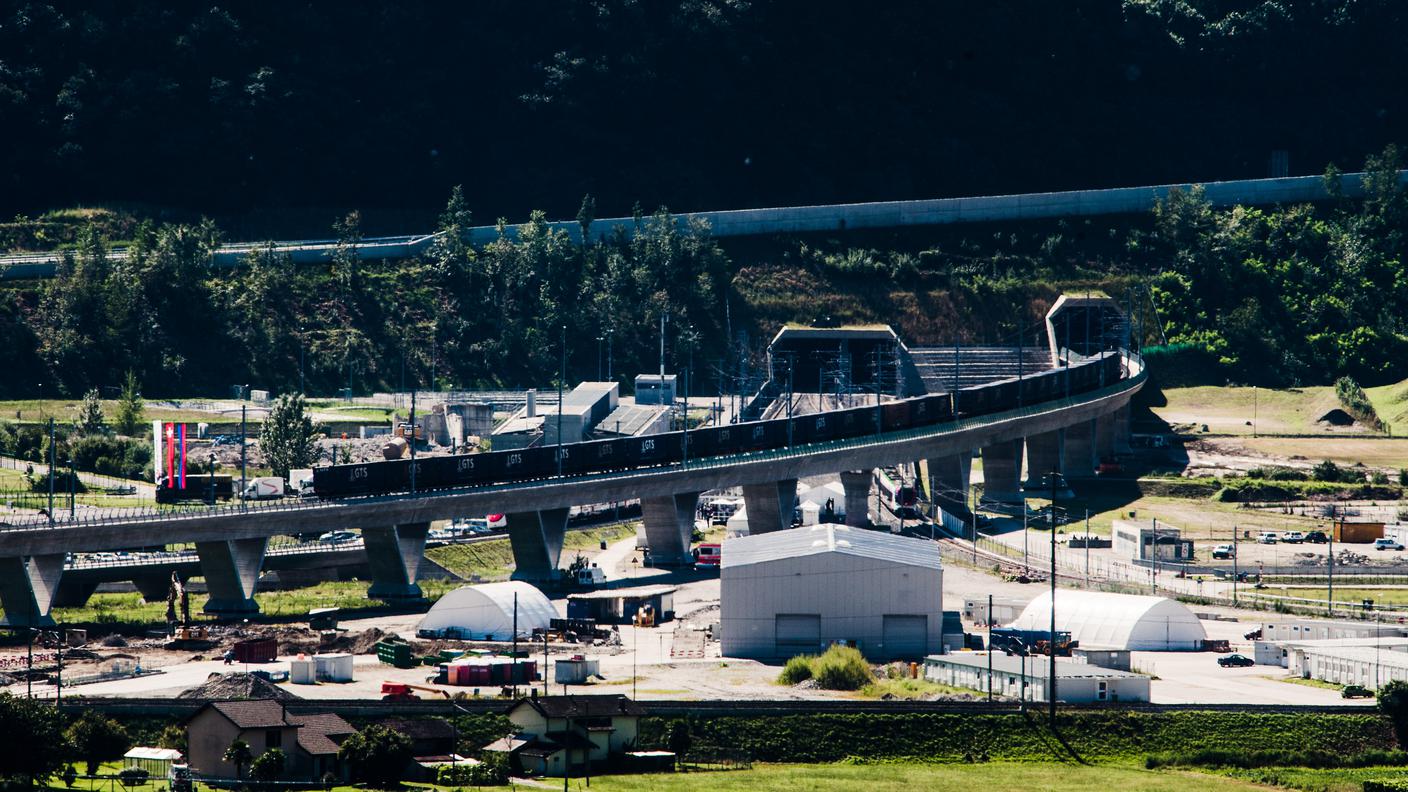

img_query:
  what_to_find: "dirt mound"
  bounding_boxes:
[1317,408,1357,426]
[177,672,300,700]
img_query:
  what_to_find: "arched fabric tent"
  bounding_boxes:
[418,581,557,640]
[1005,590,1207,650]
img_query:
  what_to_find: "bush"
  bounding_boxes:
[1336,376,1388,433]
[68,435,151,481]
[436,754,508,786]
[337,725,412,788]
[778,646,874,690]
[116,768,148,787]
[778,656,814,685]
[1145,747,1408,770]
[250,748,286,782]
[811,646,875,691]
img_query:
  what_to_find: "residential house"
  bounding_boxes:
[185,700,354,781]
[483,695,644,777]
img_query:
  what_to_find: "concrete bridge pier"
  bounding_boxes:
[1113,404,1133,454]
[507,508,570,582]
[1063,418,1099,478]
[197,538,267,616]
[641,492,701,566]
[979,440,1025,505]
[839,470,873,528]
[134,575,174,603]
[742,479,798,534]
[1095,413,1117,461]
[927,454,972,533]
[364,522,430,603]
[52,578,99,609]
[0,554,64,627]
[1024,430,1064,489]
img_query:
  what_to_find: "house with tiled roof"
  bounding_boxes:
[185,700,355,781]
[484,695,644,777]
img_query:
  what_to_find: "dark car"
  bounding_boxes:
[1343,684,1374,699]
[1218,653,1256,668]
[1305,530,1329,544]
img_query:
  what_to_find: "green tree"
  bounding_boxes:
[74,389,105,435]
[65,712,131,776]
[1380,680,1408,746]
[259,393,318,479]
[0,693,69,788]
[249,748,286,782]
[114,370,144,436]
[156,724,187,753]
[222,739,253,779]
[337,724,412,788]
[667,720,693,768]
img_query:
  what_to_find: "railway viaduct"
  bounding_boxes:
[0,309,1145,627]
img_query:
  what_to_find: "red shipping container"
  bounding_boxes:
[232,638,277,664]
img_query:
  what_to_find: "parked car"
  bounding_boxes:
[1258,532,1278,544]
[1211,544,1236,560]
[318,530,357,544]
[1342,684,1374,699]
[1218,653,1256,668]
[1375,538,1406,551]
[1281,531,1306,544]
[1305,530,1329,544]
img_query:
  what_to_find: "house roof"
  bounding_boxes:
[206,700,288,729]
[481,736,532,754]
[288,712,355,756]
[516,739,565,759]
[722,523,943,571]
[509,694,645,719]
[544,731,596,751]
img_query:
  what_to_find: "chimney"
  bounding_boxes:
[526,389,537,418]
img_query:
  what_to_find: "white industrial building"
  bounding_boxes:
[924,652,1150,703]
[1289,644,1408,690]
[418,581,557,640]
[720,524,943,661]
[1258,619,1408,643]
[1006,590,1207,651]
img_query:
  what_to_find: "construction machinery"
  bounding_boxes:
[380,681,450,701]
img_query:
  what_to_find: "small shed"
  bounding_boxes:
[567,585,676,624]
[555,656,601,684]
[314,653,354,682]
[124,747,182,778]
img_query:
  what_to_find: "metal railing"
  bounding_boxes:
[0,354,1143,537]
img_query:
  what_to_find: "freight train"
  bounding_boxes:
[313,351,1125,499]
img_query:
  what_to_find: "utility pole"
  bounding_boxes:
[410,386,418,494]
[607,329,613,381]
[987,593,993,702]
[1152,517,1159,595]
[47,417,55,525]
[68,455,75,520]
[240,391,248,511]
[512,592,518,699]
[558,324,566,476]
[597,335,604,382]
[1328,508,1335,616]
[683,326,693,467]
[1232,524,1239,605]
[1049,468,1059,724]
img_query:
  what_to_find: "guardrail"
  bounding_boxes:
[0,354,1142,537]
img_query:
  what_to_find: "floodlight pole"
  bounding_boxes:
[1049,468,1058,725]
[987,593,993,703]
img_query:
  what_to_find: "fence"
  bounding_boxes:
[0,353,1143,536]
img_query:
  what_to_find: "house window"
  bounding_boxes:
[266,729,283,748]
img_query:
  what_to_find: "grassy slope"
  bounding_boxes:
[425,523,637,582]
[592,763,1271,792]
[1153,378,1408,438]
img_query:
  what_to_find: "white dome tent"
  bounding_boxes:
[1005,590,1207,651]
[418,581,557,640]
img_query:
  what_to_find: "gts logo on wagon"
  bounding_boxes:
[348,467,369,482]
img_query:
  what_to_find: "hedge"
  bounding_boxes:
[637,711,1395,763]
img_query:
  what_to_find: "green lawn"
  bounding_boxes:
[1219,765,1408,792]
[427,523,637,581]
[590,763,1273,791]
[1256,586,1408,606]
[1153,384,1346,436]
[10,579,462,626]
